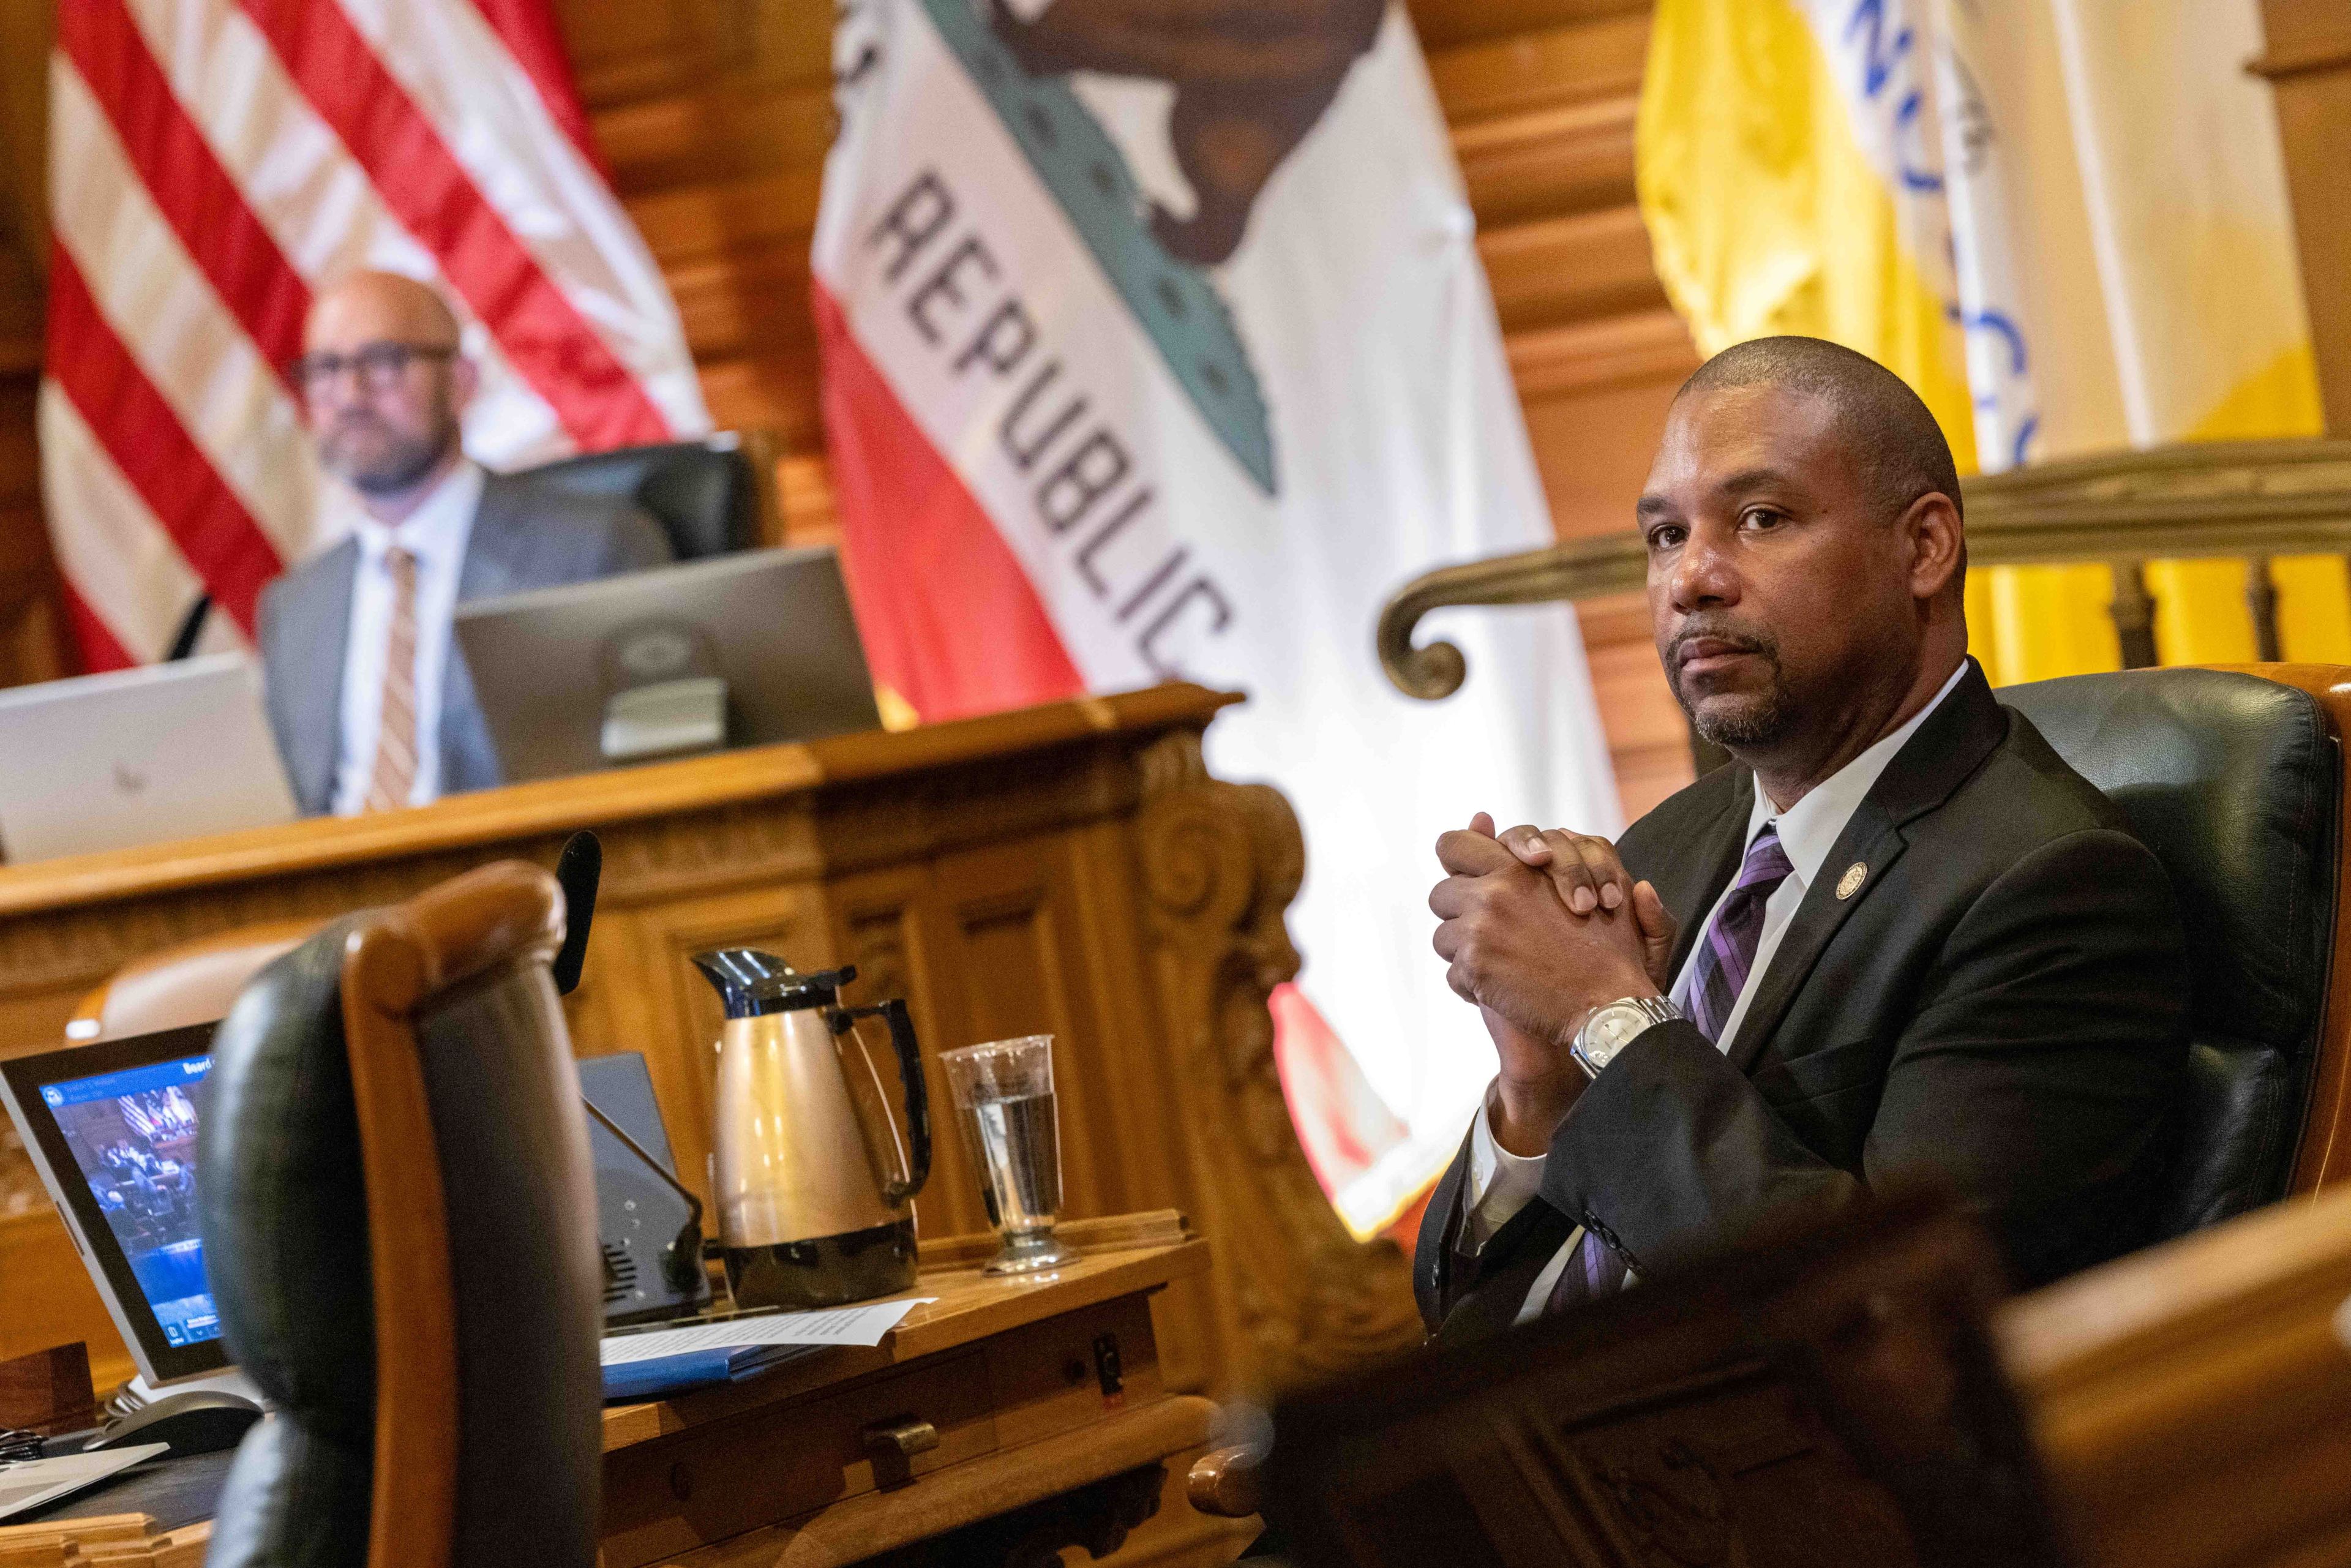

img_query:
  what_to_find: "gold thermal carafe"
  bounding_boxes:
[691,950,932,1309]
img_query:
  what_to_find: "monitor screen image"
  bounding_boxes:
[37,1052,218,1349]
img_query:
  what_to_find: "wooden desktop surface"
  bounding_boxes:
[0,685,1420,1405]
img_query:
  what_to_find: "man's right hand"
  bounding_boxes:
[1493,823,1679,992]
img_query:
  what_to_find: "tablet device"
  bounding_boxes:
[0,1025,228,1390]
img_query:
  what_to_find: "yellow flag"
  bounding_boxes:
[1637,0,2331,678]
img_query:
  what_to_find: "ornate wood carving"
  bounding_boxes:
[1133,728,1423,1392]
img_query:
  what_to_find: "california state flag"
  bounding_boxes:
[813,0,1618,1236]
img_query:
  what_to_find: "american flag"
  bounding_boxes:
[42,0,709,671]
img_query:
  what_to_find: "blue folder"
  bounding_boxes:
[601,1341,816,1402]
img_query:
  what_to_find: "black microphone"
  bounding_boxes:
[552,831,601,997]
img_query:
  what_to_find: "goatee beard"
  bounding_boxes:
[1668,622,1796,750]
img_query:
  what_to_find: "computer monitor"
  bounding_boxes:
[0,655,298,863]
[453,546,883,784]
[0,1024,229,1389]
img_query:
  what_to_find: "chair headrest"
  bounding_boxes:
[1999,667,2338,1063]
[196,918,376,1438]
[512,438,757,561]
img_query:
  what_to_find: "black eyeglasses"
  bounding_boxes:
[291,341,457,397]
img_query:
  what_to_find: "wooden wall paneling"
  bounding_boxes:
[2254,0,2351,434]
[1424,2,1701,806]
[1405,0,1651,51]
[1431,10,1651,227]
[0,2,61,696]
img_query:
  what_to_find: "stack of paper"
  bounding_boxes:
[599,1296,932,1401]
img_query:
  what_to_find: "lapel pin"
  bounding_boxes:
[1835,861,1867,900]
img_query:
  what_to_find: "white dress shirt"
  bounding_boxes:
[1460,659,1973,1324]
[329,459,484,816]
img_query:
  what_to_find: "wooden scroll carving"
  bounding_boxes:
[1134,730,1423,1392]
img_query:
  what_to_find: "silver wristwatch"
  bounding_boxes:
[1569,996,1684,1079]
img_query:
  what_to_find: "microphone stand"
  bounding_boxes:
[580,1093,707,1296]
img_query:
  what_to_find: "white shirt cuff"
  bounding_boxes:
[1462,1080,1548,1250]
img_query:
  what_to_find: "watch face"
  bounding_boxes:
[1582,1003,1652,1071]
[1589,1011,1646,1062]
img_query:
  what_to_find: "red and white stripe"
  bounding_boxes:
[42,0,707,672]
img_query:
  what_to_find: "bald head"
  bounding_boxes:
[1677,336,1962,533]
[1637,336,1970,800]
[299,271,473,511]
[306,270,462,354]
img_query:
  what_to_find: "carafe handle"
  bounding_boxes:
[833,1000,932,1207]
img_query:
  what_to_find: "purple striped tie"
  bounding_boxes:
[1684,824,1795,1044]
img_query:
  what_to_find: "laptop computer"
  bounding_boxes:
[0,1029,713,1402]
[452,546,882,784]
[0,655,297,863]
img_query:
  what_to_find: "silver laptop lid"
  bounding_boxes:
[0,655,297,863]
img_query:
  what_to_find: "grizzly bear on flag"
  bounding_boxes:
[987,0,1384,264]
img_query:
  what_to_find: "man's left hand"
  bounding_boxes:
[1431,830,1659,1047]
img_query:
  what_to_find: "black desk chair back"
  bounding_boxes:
[512,435,763,562]
[2000,666,2344,1237]
[197,862,602,1568]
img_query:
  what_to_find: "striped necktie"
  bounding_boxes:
[362,546,419,813]
[1684,823,1796,1045]
[1543,824,1795,1319]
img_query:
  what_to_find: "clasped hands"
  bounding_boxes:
[1430,812,1677,1155]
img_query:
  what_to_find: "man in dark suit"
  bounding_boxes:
[260,271,672,816]
[1418,336,2188,1342]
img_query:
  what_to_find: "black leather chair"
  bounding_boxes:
[195,863,602,1568]
[1998,667,2344,1237]
[512,434,766,561]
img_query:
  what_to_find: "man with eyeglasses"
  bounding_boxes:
[258,271,672,816]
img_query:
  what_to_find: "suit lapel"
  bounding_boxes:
[1662,771,1755,979]
[1722,662,2010,1071]
[1722,800,1908,1071]
[1430,1196,1577,1347]
[286,541,358,814]
[454,475,531,603]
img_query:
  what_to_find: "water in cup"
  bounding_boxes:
[964,1090,1061,1234]
[939,1034,1081,1275]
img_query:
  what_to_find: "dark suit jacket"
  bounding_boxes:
[1414,661,2189,1342]
[257,472,673,814]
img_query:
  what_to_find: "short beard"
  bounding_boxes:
[329,416,458,497]
[1668,622,1798,751]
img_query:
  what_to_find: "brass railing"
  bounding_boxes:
[1379,438,2351,700]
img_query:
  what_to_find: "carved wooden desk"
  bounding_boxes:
[0,1215,1254,1568]
[0,686,1418,1400]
